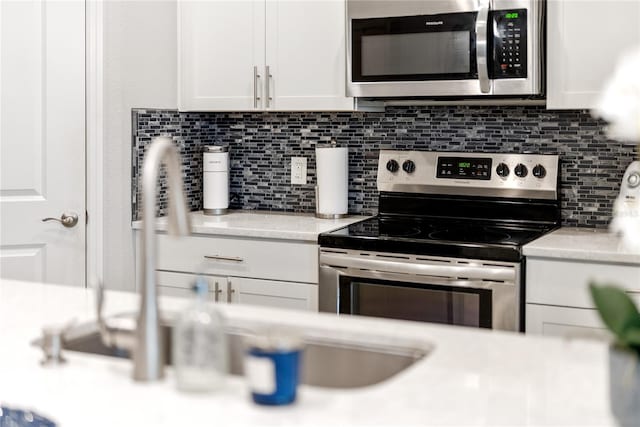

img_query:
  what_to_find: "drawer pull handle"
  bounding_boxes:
[204,255,244,263]
[227,281,235,303]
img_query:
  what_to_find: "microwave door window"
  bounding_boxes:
[351,12,478,82]
[360,31,471,77]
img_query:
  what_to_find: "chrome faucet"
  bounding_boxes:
[97,136,191,381]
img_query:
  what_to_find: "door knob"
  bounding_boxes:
[42,212,79,228]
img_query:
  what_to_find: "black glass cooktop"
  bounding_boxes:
[318,217,555,262]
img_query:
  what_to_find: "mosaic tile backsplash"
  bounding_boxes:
[132,106,636,228]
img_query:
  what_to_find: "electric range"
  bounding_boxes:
[318,150,560,332]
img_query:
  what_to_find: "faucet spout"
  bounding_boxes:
[136,136,191,381]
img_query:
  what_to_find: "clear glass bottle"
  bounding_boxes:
[173,276,228,392]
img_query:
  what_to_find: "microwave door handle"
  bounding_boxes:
[476,0,491,94]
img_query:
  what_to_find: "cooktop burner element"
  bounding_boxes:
[378,221,422,238]
[428,226,512,244]
[319,150,561,262]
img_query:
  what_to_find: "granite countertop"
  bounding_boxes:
[0,279,617,426]
[523,227,640,264]
[131,210,370,242]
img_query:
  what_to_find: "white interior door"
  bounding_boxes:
[0,0,86,286]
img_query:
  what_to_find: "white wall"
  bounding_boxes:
[103,0,177,291]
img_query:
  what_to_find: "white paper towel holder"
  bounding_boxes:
[315,140,349,219]
[315,186,349,219]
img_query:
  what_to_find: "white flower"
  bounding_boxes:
[610,174,640,252]
[592,48,640,251]
[592,47,640,143]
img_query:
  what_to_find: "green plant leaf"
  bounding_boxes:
[621,327,640,349]
[589,283,640,347]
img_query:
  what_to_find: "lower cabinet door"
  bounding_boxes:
[526,303,611,341]
[156,270,227,302]
[154,270,318,311]
[229,277,318,312]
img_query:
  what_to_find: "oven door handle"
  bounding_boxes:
[320,253,516,282]
[476,0,491,94]
[330,266,514,290]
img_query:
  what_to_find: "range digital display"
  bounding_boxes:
[437,157,492,180]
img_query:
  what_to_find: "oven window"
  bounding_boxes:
[352,12,477,82]
[339,277,492,328]
[361,31,471,76]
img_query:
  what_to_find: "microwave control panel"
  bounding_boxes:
[491,9,527,79]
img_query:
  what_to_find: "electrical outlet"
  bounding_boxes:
[291,157,307,185]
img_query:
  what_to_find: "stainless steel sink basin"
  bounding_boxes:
[40,317,430,389]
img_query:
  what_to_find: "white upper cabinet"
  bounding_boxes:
[547,0,640,109]
[264,0,353,111]
[178,0,355,111]
[178,0,265,111]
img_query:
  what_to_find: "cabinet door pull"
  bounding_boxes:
[475,0,491,94]
[253,66,261,108]
[204,255,244,263]
[265,65,273,108]
[213,281,222,302]
[227,281,235,303]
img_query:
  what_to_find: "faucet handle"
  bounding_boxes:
[95,280,135,351]
[39,319,76,366]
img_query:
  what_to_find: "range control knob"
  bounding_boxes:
[386,159,399,173]
[402,160,416,174]
[514,163,528,178]
[628,172,640,188]
[496,163,510,178]
[532,164,547,179]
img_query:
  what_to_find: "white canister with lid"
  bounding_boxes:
[203,146,229,215]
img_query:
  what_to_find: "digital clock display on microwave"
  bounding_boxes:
[436,157,492,180]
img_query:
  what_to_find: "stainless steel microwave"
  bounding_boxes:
[347,0,545,98]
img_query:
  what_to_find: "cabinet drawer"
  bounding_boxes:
[527,258,640,308]
[156,234,318,283]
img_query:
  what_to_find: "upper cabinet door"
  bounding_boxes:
[178,0,266,111]
[547,0,640,109]
[264,0,354,111]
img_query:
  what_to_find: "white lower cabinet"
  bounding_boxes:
[136,233,319,312]
[229,277,318,311]
[157,270,226,302]
[526,303,609,341]
[525,257,640,339]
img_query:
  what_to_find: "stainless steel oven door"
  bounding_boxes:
[319,249,521,331]
[346,0,544,98]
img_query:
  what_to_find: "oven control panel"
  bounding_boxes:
[377,151,559,200]
[436,157,492,180]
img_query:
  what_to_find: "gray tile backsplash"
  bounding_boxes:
[132,106,635,228]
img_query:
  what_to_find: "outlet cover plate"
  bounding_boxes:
[291,157,307,185]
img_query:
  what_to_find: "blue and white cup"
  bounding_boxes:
[244,332,303,406]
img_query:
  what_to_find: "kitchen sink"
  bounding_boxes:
[37,315,430,389]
